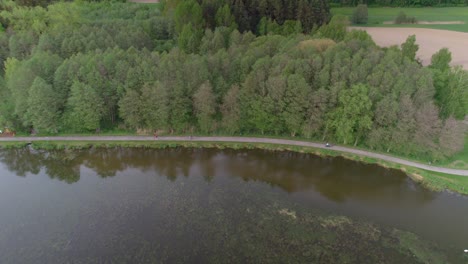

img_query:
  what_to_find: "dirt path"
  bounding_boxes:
[1,136,467,176]
[351,27,468,70]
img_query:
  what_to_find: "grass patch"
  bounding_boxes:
[435,134,468,169]
[413,170,468,194]
[0,142,29,149]
[332,7,468,32]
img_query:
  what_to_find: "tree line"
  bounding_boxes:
[163,0,330,34]
[0,0,466,161]
[329,0,467,7]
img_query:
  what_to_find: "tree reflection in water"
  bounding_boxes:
[0,148,435,205]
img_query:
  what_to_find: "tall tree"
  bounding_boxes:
[429,48,451,72]
[282,74,310,137]
[329,84,373,145]
[434,67,467,120]
[141,82,170,131]
[303,88,329,139]
[317,15,349,42]
[193,81,217,133]
[174,0,204,34]
[169,82,192,133]
[215,4,237,29]
[64,81,104,132]
[118,89,143,130]
[0,76,15,128]
[4,58,33,124]
[178,23,203,53]
[391,95,417,155]
[220,84,241,134]
[414,102,441,158]
[439,117,465,157]
[25,77,60,133]
[401,35,418,62]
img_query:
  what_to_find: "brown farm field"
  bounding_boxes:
[352,27,468,70]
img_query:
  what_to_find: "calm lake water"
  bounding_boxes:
[0,148,467,263]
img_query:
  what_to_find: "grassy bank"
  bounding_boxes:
[20,128,468,170]
[1,139,466,195]
[332,7,468,32]
[435,134,468,169]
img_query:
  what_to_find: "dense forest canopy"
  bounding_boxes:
[0,0,466,161]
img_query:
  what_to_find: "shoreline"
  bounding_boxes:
[1,137,467,195]
[1,136,466,175]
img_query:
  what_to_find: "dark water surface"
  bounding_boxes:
[0,148,467,263]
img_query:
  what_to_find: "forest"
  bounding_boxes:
[0,0,466,161]
[329,0,468,7]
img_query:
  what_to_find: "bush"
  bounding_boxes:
[351,4,368,24]
[394,11,417,24]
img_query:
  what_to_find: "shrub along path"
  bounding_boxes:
[1,136,467,176]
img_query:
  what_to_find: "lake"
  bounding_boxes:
[0,148,466,263]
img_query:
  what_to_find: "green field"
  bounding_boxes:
[332,7,468,32]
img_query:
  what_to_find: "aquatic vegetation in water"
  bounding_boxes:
[0,148,461,263]
[392,229,449,264]
[278,208,297,219]
[319,215,352,230]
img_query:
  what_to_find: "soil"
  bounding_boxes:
[351,27,468,70]
[383,21,465,25]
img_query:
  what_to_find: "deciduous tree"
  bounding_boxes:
[25,77,60,133]
[64,81,104,132]
[193,81,216,133]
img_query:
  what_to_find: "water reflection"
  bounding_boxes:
[226,151,435,204]
[0,148,81,183]
[0,148,435,205]
[0,147,466,263]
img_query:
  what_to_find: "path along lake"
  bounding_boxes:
[0,148,467,263]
